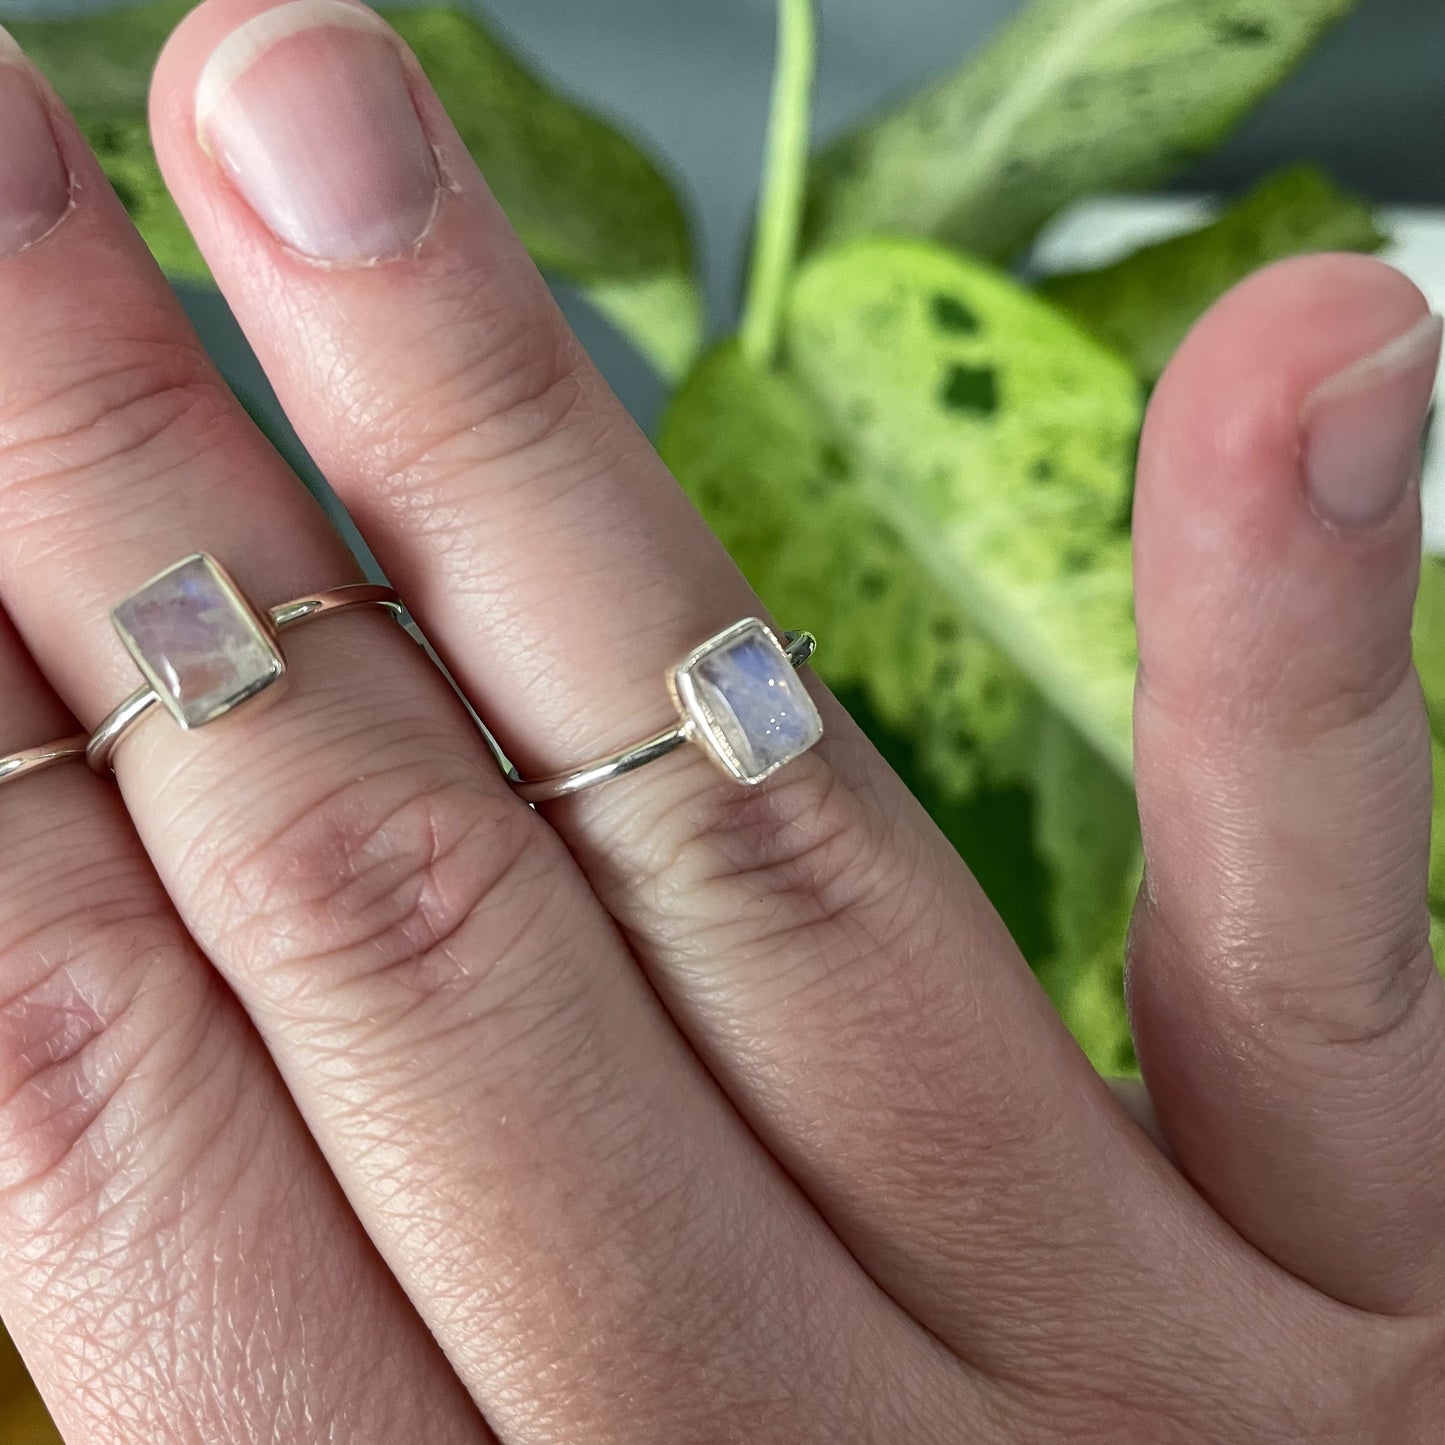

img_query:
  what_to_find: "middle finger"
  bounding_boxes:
[0,41,959,1445]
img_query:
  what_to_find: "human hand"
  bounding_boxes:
[0,3,1441,1440]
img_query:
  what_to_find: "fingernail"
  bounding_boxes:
[0,29,71,255]
[197,0,439,262]
[1302,311,1443,529]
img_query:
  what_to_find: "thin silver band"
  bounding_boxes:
[87,584,403,774]
[510,631,817,804]
[0,736,90,789]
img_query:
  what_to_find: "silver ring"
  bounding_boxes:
[0,735,90,788]
[87,553,403,773]
[510,618,822,804]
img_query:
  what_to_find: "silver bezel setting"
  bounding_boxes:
[669,617,823,785]
[111,553,285,731]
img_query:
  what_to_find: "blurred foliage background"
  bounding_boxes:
[0,0,1442,1433]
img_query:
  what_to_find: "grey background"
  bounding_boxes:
[5,0,1442,427]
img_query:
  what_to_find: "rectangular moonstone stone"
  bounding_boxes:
[112,554,284,729]
[674,619,823,783]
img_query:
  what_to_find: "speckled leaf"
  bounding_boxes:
[1040,167,1385,383]
[1029,712,1139,1074]
[1412,555,1445,972]
[806,0,1360,262]
[658,340,1039,800]
[786,238,1143,780]
[9,0,702,379]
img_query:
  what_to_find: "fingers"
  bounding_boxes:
[0,31,966,1444]
[0,622,486,1442]
[142,0,1294,1382]
[1130,253,1445,1313]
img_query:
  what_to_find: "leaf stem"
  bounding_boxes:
[740,0,817,369]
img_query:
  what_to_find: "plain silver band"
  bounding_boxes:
[87,584,403,774]
[0,736,90,788]
[510,631,817,804]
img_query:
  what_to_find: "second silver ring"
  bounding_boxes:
[509,619,822,803]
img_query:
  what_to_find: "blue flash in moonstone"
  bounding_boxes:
[690,627,822,780]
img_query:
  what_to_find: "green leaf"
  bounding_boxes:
[1039,167,1386,383]
[1412,556,1445,969]
[805,0,1360,262]
[390,4,682,284]
[80,115,209,282]
[1049,855,1140,1076]
[785,238,1143,781]
[659,340,1040,798]
[658,339,1057,958]
[9,1,703,381]
[5,0,190,117]
[1030,713,1140,1073]
[1413,554,1445,734]
[583,274,706,385]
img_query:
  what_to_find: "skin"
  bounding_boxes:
[0,1,1441,1439]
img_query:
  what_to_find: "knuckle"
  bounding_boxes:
[0,818,185,1205]
[1137,633,1419,758]
[1289,649,1419,743]
[0,329,225,523]
[1256,938,1442,1054]
[192,760,556,1018]
[0,914,196,1214]
[350,282,594,486]
[1133,897,1442,1058]
[643,758,895,950]
[605,753,956,1028]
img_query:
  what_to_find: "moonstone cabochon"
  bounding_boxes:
[112,554,284,729]
[672,619,823,784]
